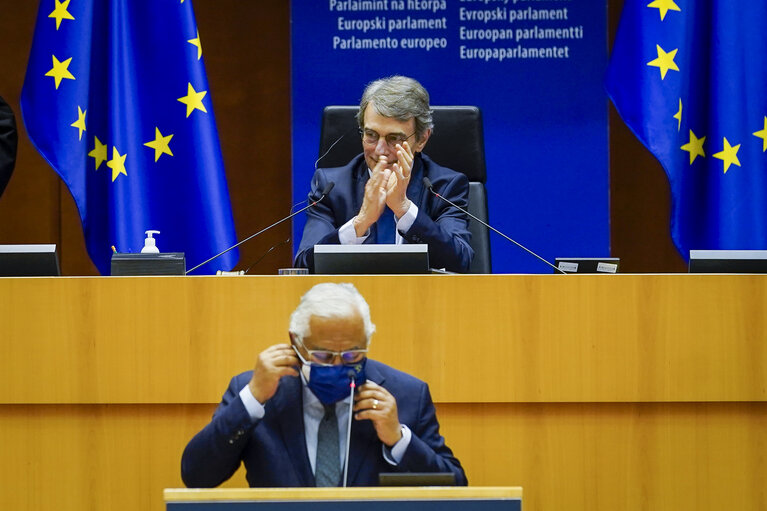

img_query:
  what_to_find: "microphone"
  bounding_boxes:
[422,177,566,274]
[315,126,358,170]
[186,181,335,274]
[342,369,356,487]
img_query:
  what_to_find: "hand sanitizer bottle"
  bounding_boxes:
[141,230,161,253]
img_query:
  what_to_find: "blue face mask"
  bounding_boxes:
[306,359,367,405]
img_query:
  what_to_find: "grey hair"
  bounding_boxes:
[289,283,376,342]
[356,75,434,141]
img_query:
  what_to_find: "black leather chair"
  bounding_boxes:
[317,105,492,274]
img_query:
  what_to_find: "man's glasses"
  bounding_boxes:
[292,336,368,366]
[360,128,415,149]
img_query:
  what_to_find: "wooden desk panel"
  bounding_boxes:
[1,274,765,403]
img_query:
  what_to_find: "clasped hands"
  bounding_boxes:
[353,142,414,238]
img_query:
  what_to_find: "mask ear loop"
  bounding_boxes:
[290,341,311,383]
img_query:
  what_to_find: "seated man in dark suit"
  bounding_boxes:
[294,76,473,273]
[181,282,467,487]
[0,95,18,198]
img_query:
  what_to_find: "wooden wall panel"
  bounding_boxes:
[1,402,765,511]
[1,275,765,404]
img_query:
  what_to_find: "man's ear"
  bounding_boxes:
[414,128,432,153]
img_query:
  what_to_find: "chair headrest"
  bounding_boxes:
[318,105,486,183]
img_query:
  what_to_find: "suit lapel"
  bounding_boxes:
[272,376,315,486]
[407,154,426,212]
[347,363,388,484]
[352,157,368,219]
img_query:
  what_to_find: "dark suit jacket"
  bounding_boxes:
[0,96,17,198]
[181,359,467,487]
[294,153,473,273]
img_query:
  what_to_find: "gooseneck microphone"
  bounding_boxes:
[422,177,567,274]
[342,369,356,488]
[186,182,335,274]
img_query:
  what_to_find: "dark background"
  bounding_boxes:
[0,1,687,275]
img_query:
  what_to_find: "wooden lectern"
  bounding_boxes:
[164,487,523,511]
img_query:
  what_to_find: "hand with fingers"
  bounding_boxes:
[353,156,392,237]
[248,344,300,404]
[353,381,402,446]
[386,141,415,218]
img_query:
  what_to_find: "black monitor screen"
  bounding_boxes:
[689,250,767,273]
[313,244,429,274]
[0,244,60,276]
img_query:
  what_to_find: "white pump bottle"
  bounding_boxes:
[141,230,161,253]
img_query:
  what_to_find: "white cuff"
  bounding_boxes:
[339,217,369,245]
[395,202,418,237]
[239,384,266,421]
[382,424,412,465]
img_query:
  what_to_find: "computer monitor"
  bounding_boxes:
[313,244,429,274]
[689,250,767,273]
[0,244,60,276]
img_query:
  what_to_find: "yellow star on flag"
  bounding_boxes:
[712,137,741,174]
[88,136,107,169]
[647,45,679,80]
[106,146,128,182]
[753,117,767,152]
[70,106,86,140]
[188,30,203,60]
[673,99,682,131]
[48,0,75,30]
[45,55,75,89]
[647,0,681,21]
[144,127,174,162]
[680,130,705,165]
[177,83,208,117]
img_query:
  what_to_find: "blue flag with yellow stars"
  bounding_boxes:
[606,0,767,259]
[21,0,238,274]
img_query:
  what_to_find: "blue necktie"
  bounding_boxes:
[376,208,396,244]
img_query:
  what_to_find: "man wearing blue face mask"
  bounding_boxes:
[181,282,466,488]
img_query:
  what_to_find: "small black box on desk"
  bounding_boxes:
[110,253,186,276]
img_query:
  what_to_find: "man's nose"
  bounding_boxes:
[375,137,391,154]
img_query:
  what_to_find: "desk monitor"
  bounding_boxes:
[0,244,60,276]
[313,244,429,274]
[554,257,619,274]
[689,250,767,273]
[379,472,457,486]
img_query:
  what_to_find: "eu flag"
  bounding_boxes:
[606,0,767,258]
[21,0,239,274]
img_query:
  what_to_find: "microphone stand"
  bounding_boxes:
[423,177,567,275]
[186,183,334,274]
[342,371,356,487]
